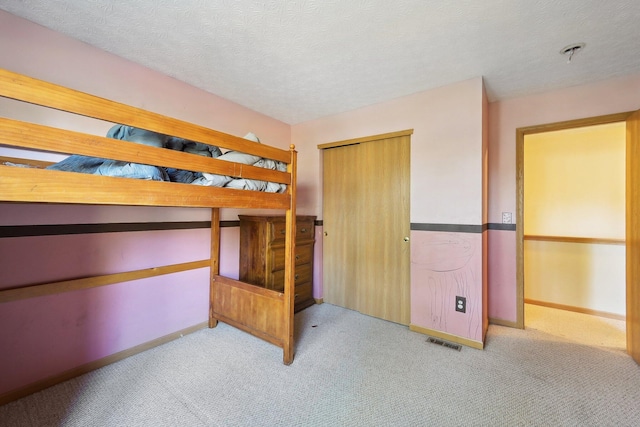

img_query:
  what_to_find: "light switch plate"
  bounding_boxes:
[502,212,512,224]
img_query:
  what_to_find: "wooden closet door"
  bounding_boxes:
[322,143,361,310]
[321,131,411,325]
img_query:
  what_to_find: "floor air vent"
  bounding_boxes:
[427,337,462,351]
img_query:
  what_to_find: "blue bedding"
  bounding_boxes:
[44,126,287,192]
[46,125,221,183]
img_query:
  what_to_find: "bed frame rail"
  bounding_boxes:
[0,68,289,162]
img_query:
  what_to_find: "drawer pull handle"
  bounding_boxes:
[295,255,300,260]
[280,230,286,235]
[301,228,307,233]
[295,274,299,279]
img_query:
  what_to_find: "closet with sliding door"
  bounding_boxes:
[319,130,412,325]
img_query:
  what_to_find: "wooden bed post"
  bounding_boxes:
[283,145,297,364]
[209,207,220,328]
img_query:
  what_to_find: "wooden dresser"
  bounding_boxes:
[239,215,316,312]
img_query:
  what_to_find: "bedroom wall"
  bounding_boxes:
[0,11,290,398]
[488,73,640,324]
[292,77,488,346]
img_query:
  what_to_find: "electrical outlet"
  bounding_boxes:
[455,296,466,313]
[502,212,512,224]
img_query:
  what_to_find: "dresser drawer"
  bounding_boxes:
[268,263,312,291]
[294,282,312,304]
[271,219,315,244]
[270,243,313,271]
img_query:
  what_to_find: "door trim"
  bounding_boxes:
[626,110,640,364]
[318,129,414,150]
[515,112,633,329]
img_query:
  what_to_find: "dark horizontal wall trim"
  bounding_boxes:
[300,221,517,233]
[410,223,517,233]
[488,223,516,231]
[221,220,240,228]
[0,220,241,238]
[411,223,487,233]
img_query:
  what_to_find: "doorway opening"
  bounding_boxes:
[516,112,633,351]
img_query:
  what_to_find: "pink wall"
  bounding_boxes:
[0,11,287,396]
[487,230,517,322]
[411,231,484,343]
[1,272,208,394]
[487,73,640,323]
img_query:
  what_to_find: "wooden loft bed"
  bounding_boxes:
[0,68,298,365]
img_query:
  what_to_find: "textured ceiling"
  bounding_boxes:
[2,0,640,124]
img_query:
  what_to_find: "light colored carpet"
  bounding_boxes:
[1,303,639,426]
[525,303,626,350]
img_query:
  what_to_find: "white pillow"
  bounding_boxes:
[195,132,264,187]
[214,132,262,165]
[243,132,260,143]
[216,151,261,165]
[196,173,232,187]
[226,178,267,191]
